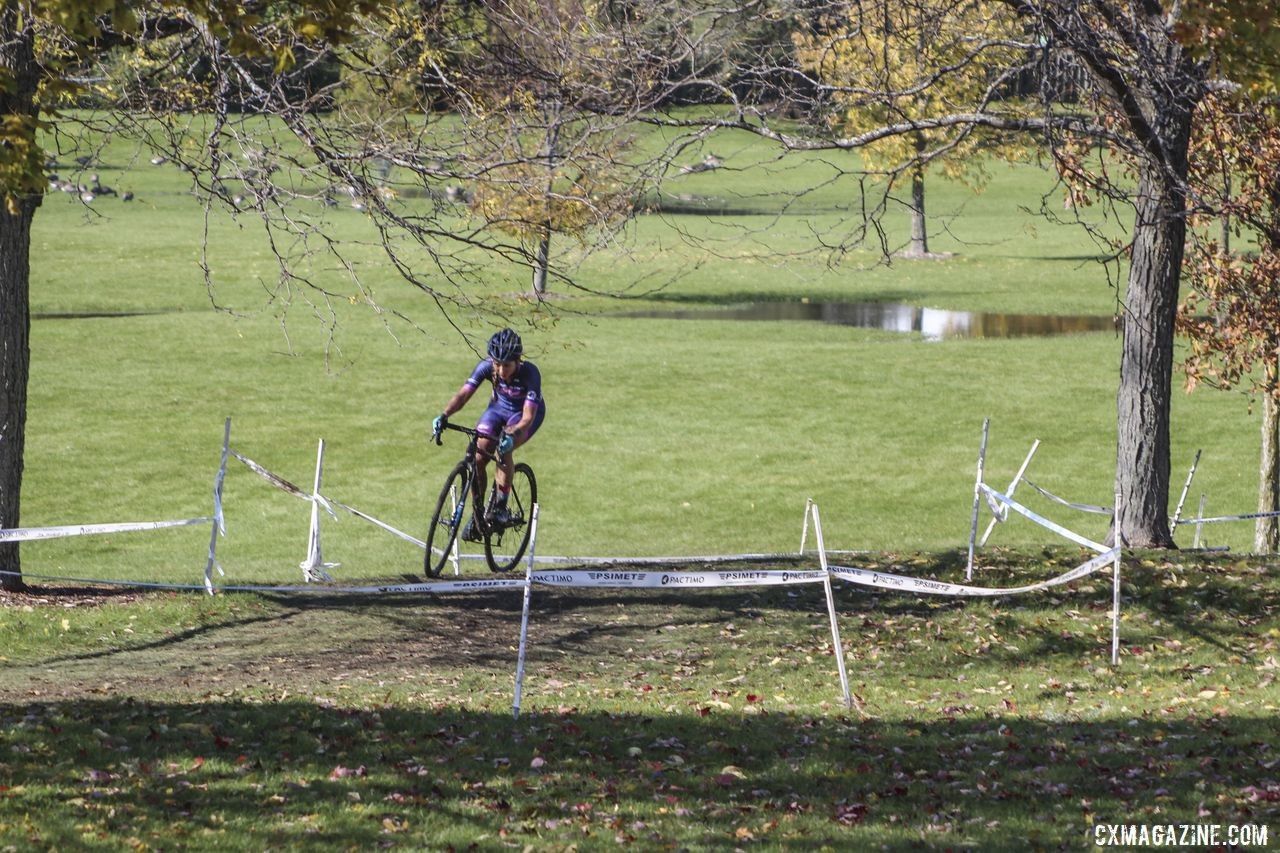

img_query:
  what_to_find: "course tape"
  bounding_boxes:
[231,451,865,565]
[231,450,336,515]
[325,498,425,549]
[830,547,1118,597]
[1016,478,1280,530]
[983,488,1009,522]
[0,570,527,595]
[528,552,852,565]
[1180,509,1280,525]
[981,484,1108,553]
[232,449,423,548]
[0,517,213,543]
[3,552,1114,598]
[1,568,824,595]
[529,568,827,588]
[1024,479,1111,515]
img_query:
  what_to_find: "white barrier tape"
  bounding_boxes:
[325,498,425,549]
[231,449,308,497]
[983,488,1008,521]
[1169,450,1202,532]
[206,418,232,593]
[528,568,828,588]
[831,547,1118,597]
[425,552,823,566]
[231,448,836,566]
[527,552,838,566]
[1024,479,1111,515]
[231,450,339,519]
[233,449,422,546]
[1,568,823,596]
[213,481,226,536]
[339,577,528,594]
[981,484,1108,553]
[979,440,1040,547]
[0,570,527,595]
[0,517,214,543]
[6,551,1117,599]
[1179,509,1280,525]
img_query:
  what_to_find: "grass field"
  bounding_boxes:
[3,118,1277,850]
[20,121,1265,581]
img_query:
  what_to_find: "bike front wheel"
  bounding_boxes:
[484,463,537,573]
[425,462,471,578]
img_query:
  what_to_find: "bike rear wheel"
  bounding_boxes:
[424,462,472,578]
[484,463,537,573]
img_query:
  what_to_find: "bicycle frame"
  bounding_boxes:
[427,421,535,576]
[436,422,504,467]
[440,423,491,540]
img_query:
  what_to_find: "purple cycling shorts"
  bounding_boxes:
[476,404,544,443]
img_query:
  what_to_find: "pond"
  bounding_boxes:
[619,301,1119,340]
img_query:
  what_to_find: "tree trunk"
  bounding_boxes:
[906,164,929,258]
[1220,170,1231,255]
[1114,165,1188,549]
[1257,374,1280,553]
[0,5,39,592]
[531,99,562,297]
[904,133,929,258]
[531,229,551,296]
[1256,174,1280,553]
[0,203,33,592]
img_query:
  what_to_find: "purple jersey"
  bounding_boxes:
[465,359,544,416]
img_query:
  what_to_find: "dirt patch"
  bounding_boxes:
[0,583,150,608]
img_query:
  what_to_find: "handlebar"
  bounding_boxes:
[433,423,509,463]
[434,421,479,446]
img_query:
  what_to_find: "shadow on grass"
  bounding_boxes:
[6,609,297,670]
[11,552,1279,674]
[31,311,173,321]
[1,698,1275,851]
[639,193,858,218]
[991,254,1118,264]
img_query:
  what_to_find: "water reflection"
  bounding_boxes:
[621,301,1118,340]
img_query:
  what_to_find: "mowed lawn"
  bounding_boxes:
[21,125,1266,581]
[2,120,1276,851]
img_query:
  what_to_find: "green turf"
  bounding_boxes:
[19,117,1266,586]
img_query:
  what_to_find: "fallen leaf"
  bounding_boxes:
[834,802,867,825]
[329,765,366,780]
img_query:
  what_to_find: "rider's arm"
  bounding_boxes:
[441,383,477,417]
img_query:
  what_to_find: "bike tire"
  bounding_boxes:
[484,463,537,573]
[424,461,471,579]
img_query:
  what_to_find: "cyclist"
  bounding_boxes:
[431,328,545,540]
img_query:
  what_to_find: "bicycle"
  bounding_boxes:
[425,423,537,577]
